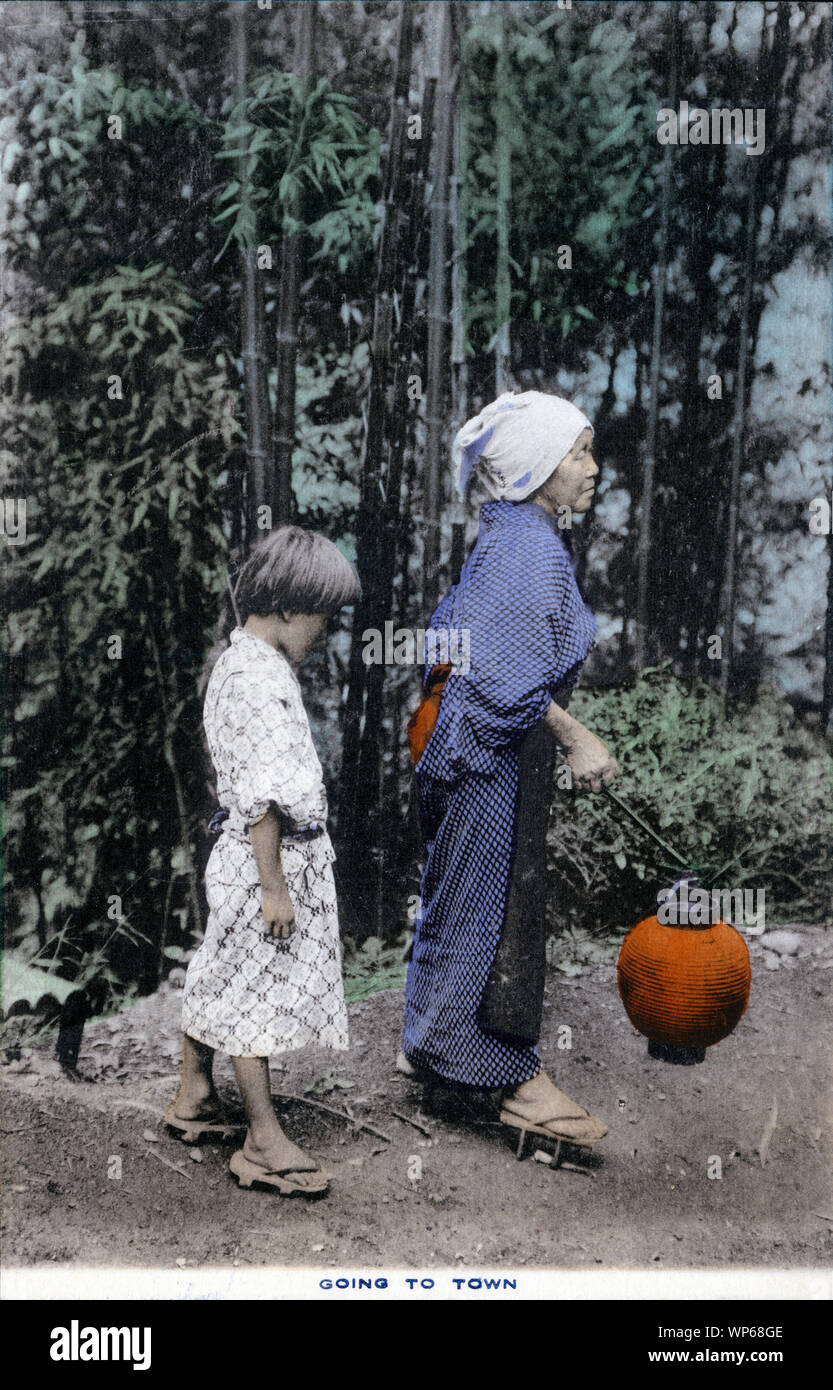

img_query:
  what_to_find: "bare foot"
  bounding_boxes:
[506,1069,591,1118]
[171,1087,223,1122]
[502,1069,607,1144]
[242,1129,325,1191]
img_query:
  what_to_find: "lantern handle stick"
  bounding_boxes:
[554,751,695,875]
[602,784,693,874]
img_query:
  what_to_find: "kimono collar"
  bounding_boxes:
[480,498,573,537]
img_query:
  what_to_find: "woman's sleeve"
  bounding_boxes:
[464,537,594,747]
[546,556,597,695]
[220,668,323,827]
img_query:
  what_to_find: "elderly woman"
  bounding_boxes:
[402,391,618,1152]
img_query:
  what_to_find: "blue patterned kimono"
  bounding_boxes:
[403,500,596,1087]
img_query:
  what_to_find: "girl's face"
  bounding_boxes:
[532,428,598,515]
[280,612,328,664]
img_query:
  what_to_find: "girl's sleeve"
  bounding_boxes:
[221,668,324,828]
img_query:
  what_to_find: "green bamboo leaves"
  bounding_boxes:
[460,9,655,353]
[214,70,379,261]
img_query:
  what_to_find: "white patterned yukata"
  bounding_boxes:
[181,627,349,1057]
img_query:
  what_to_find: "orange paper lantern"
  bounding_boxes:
[617,911,751,1055]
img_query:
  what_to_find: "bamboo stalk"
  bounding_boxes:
[823,531,833,731]
[422,0,454,617]
[339,5,415,933]
[450,14,469,433]
[715,5,796,699]
[494,6,511,395]
[635,7,678,671]
[145,619,203,946]
[717,163,757,700]
[230,2,272,547]
[273,1,317,525]
[449,13,469,584]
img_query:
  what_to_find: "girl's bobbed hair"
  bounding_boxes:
[233,526,361,625]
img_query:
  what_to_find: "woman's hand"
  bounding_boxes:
[261,884,296,939]
[543,701,619,791]
[564,728,619,792]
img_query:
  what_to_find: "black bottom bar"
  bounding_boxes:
[648,1039,707,1064]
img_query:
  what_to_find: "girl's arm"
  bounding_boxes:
[249,807,296,939]
[543,700,619,792]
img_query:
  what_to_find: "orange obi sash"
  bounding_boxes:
[406,663,453,766]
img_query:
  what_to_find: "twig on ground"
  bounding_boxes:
[144,1147,192,1180]
[391,1109,432,1137]
[758,1094,778,1168]
[110,1099,167,1116]
[274,1092,392,1144]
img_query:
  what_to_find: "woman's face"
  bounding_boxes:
[532,428,598,516]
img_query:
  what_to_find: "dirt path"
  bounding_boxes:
[3,928,833,1272]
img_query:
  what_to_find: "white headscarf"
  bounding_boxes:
[453,390,593,501]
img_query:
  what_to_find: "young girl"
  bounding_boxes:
[166,526,361,1197]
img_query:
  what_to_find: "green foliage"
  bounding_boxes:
[3,951,76,1013]
[461,9,654,353]
[215,70,379,263]
[0,35,206,278]
[548,666,833,950]
[2,919,145,1037]
[546,924,621,975]
[304,1070,355,1097]
[2,258,236,990]
[342,934,409,1003]
[0,26,384,1016]
[291,342,368,538]
[1,43,238,1001]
